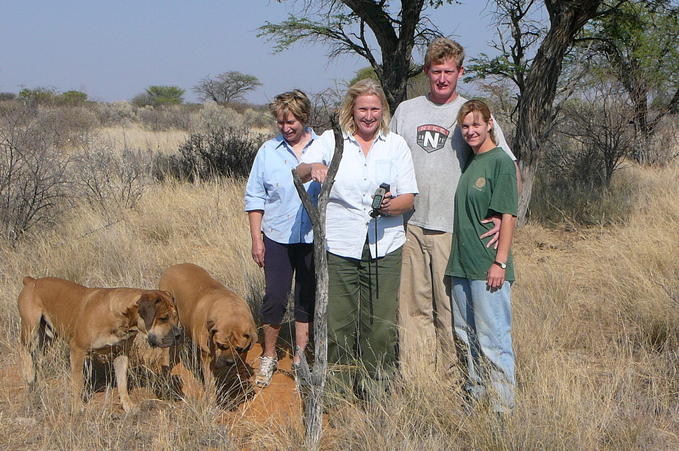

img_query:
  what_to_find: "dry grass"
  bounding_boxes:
[97,125,189,155]
[0,152,677,449]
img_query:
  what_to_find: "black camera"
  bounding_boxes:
[370,183,391,218]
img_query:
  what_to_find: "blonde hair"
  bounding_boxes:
[424,38,465,69]
[338,79,391,136]
[457,99,496,144]
[269,89,311,125]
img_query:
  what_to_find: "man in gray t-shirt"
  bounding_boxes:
[391,38,514,378]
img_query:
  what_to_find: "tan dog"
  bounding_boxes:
[18,276,181,413]
[159,263,257,392]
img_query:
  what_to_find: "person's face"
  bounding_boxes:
[460,111,494,151]
[276,111,305,145]
[352,94,383,139]
[425,58,464,104]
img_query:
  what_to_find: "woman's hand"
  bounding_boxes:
[251,237,265,268]
[296,163,328,183]
[487,262,505,290]
[310,163,328,183]
[378,192,414,217]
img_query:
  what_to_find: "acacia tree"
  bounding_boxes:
[132,85,185,107]
[259,0,454,113]
[466,0,627,224]
[193,71,262,104]
[584,0,679,155]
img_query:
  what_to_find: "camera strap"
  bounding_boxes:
[373,216,380,301]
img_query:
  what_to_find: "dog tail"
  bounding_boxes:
[22,276,36,287]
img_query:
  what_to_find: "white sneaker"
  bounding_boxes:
[255,356,278,387]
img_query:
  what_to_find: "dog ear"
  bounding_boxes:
[206,320,216,355]
[160,290,176,305]
[136,293,158,331]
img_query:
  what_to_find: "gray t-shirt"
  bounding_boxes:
[390,95,515,233]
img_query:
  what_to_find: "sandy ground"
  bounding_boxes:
[0,343,303,433]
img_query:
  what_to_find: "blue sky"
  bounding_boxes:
[0,0,501,104]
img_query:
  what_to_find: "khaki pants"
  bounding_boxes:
[398,224,457,378]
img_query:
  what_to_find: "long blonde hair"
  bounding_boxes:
[338,79,391,136]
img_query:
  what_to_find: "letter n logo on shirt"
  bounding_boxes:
[416,124,449,153]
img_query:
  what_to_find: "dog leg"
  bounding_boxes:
[19,325,39,387]
[113,354,137,414]
[18,306,42,387]
[69,348,86,413]
[201,353,217,402]
[155,346,181,401]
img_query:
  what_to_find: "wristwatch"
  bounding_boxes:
[493,260,507,269]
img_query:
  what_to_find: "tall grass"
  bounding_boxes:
[0,151,676,448]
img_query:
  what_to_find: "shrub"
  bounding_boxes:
[138,105,192,131]
[0,103,71,239]
[642,114,679,166]
[57,90,88,105]
[191,103,245,133]
[91,101,138,127]
[35,106,100,148]
[529,162,638,226]
[71,140,152,216]
[18,87,58,106]
[154,127,264,182]
[0,92,16,102]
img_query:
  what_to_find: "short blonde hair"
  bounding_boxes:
[424,38,465,69]
[338,79,391,136]
[269,89,311,126]
[457,99,496,144]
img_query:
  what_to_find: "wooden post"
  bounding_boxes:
[291,120,344,449]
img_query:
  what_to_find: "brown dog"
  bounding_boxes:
[18,276,181,413]
[159,263,257,392]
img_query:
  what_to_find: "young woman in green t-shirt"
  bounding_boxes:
[446,99,518,414]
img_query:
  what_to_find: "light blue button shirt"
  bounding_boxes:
[244,129,320,244]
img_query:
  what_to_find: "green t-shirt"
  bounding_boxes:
[446,147,518,281]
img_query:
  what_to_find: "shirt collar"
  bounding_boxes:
[276,127,317,151]
[343,129,388,144]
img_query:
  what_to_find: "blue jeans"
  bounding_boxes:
[451,277,515,413]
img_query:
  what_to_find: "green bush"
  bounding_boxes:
[58,90,88,105]
[18,87,58,106]
[153,127,264,181]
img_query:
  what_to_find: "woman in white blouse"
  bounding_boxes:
[296,79,418,399]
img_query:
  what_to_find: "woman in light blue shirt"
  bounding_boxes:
[244,90,319,388]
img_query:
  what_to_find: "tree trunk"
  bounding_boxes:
[517,160,536,227]
[341,0,424,113]
[513,0,603,224]
[291,121,345,449]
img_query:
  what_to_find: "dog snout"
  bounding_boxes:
[214,355,235,369]
[147,333,160,347]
